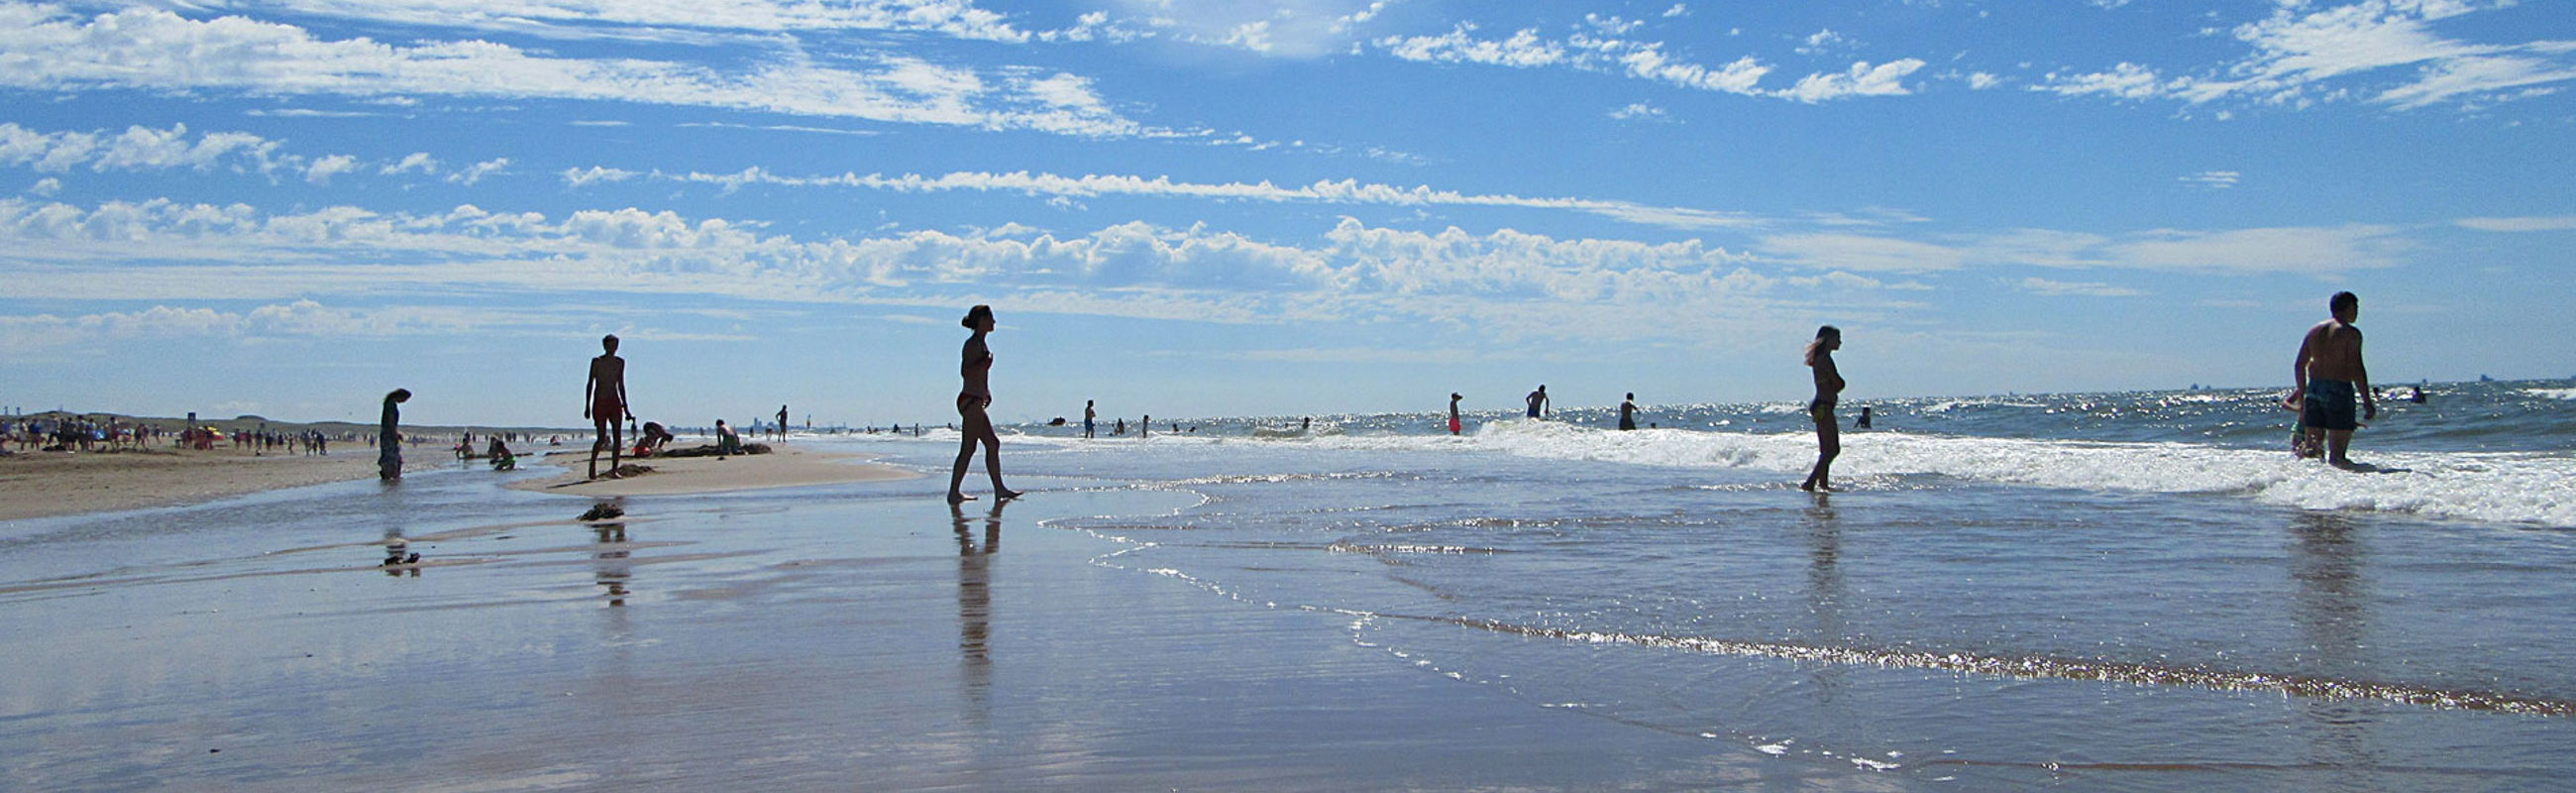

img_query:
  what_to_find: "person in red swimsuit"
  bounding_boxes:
[948,305,1020,504]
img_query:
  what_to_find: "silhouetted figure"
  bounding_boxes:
[586,334,631,480]
[1801,326,1845,492]
[947,305,1020,504]
[377,389,410,481]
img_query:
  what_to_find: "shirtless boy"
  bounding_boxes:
[586,334,632,480]
[2287,291,2376,469]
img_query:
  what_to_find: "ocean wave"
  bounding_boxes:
[1310,419,2576,525]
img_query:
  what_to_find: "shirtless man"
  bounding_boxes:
[585,334,632,480]
[1525,385,1550,419]
[2286,291,2376,469]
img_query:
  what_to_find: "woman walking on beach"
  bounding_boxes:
[1800,326,1844,492]
[948,305,1020,504]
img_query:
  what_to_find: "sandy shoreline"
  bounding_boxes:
[0,441,913,522]
[0,446,448,521]
[505,444,917,497]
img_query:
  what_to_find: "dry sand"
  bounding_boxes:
[505,444,916,497]
[0,446,444,521]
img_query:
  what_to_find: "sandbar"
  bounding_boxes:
[0,446,444,522]
[505,444,916,497]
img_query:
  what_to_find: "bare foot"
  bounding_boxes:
[947,493,977,504]
[996,489,1023,501]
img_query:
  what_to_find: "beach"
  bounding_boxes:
[6,382,2576,789]
[0,446,434,522]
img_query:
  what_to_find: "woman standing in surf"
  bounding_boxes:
[948,304,1020,504]
[1801,325,1845,492]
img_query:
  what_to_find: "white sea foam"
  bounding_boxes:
[1308,419,2576,525]
[2525,388,2576,401]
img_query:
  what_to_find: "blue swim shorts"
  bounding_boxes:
[2303,379,2359,431]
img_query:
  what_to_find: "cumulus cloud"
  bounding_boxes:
[303,154,359,184]
[1778,58,1927,102]
[0,122,284,174]
[1374,20,1925,101]
[0,5,1148,139]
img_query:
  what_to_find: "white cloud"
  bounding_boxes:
[2014,277,2144,297]
[303,154,359,184]
[199,0,1036,44]
[447,158,508,186]
[1664,4,1690,19]
[2454,215,2576,232]
[1373,19,1931,102]
[1760,233,1972,273]
[2180,170,2241,188]
[1764,225,2413,275]
[0,5,1148,139]
[27,177,58,196]
[2041,1,2576,110]
[1967,71,2002,89]
[2104,226,2413,275]
[1778,58,1927,102]
[0,122,285,174]
[1609,102,1671,122]
[562,166,640,187]
[575,167,1762,230]
[0,299,482,354]
[1797,29,1847,57]
[380,152,439,175]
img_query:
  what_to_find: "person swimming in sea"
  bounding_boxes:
[1801,326,1845,492]
[947,305,1020,504]
[1619,393,1638,430]
[1525,385,1550,419]
[1449,393,1463,435]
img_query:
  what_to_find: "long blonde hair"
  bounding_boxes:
[1803,325,1840,367]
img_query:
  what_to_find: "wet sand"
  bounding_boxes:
[505,445,917,497]
[0,445,448,521]
[0,466,1849,790]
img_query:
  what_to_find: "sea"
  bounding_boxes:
[879,378,2576,788]
[5,378,2573,789]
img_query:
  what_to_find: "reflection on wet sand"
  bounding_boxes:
[381,525,420,577]
[1802,493,1850,712]
[2288,511,2381,778]
[954,500,1005,723]
[594,520,632,608]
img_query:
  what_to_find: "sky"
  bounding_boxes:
[1,0,2571,429]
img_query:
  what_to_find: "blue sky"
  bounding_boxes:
[1,0,2571,428]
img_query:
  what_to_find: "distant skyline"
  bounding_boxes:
[2,0,2572,428]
